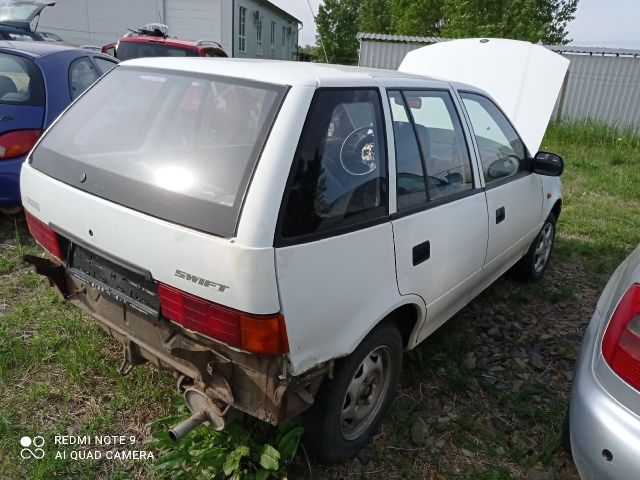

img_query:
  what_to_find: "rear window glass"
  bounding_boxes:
[0,53,44,105]
[31,67,286,237]
[116,42,200,60]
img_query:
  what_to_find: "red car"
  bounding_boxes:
[102,24,227,60]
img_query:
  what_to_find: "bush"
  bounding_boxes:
[147,396,304,480]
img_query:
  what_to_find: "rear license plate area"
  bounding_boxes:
[68,245,159,317]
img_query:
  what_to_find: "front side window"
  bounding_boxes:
[69,57,99,100]
[0,53,44,105]
[460,92,527,184]
[279,89,387,241]
[238,7,246,52]
[32,68,286,237]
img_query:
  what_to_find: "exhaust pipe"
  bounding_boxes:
[168,411,208,441]
[169,387,228,441]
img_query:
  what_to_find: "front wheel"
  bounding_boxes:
[302,322,403,463]
[514,213,557,282]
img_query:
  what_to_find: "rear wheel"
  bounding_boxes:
[514,213,556,282]
[302,322,403,463]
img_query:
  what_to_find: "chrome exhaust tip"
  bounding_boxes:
[168,387,227,441]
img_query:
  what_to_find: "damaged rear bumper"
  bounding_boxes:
[25,255,328,426]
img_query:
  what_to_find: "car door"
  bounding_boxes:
[388,89,488,340]
[458,92,543,276]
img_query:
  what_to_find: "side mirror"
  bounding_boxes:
[532,151,564,176]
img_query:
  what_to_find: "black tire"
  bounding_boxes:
[302,322,403,464]
[514,213,557,282]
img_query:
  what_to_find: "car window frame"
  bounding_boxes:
[0,51,45,106]
[91,55,118,75]
[68,55,100,100]
[457,89,532,191]
[274,86,390,247]
[387,87,482,221]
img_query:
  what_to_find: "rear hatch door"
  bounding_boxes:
[22,64,287,316]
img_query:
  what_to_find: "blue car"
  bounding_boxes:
[0,41,117,208]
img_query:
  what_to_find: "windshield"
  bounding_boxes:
[0,3,43,22]
[116,42,200,61]
[31,67,287,237]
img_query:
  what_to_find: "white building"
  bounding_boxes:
[37,0,301,59]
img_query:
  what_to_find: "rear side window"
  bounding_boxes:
[31,68,286,237]
[69,57,99,100]
[460,92,527,184]
[279,88,388,241]
[0,53,44,105]
[116,42,200,61]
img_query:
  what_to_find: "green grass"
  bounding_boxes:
[0,120,638,479]
[543,120,640,280]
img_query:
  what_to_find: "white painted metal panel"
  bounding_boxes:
[165,0,224,45]
[392,193,488,336]
[399,38,570,154]
[275,224,400,375]
[38,0,161,46]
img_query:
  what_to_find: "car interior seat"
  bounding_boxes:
[0,74,18,100]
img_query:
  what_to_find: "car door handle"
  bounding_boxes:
[496,206,506,224]
[412,240,431,266]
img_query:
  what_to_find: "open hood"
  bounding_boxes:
[0,1,55,25]
[399,38,569,154]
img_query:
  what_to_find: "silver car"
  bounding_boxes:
[570,245,640,479]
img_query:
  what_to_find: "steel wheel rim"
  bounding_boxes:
[534,223,554,273]
[340,345,393,441]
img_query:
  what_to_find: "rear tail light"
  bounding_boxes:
[24,210,62,259]
[0,130,41,160]
[157,283,289,355]
[602,283,640,391]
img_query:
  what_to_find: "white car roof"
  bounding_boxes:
[120,57,440,88]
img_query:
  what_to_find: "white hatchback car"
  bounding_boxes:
[21,44,565,463]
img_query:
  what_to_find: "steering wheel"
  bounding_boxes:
[339,126,377,176]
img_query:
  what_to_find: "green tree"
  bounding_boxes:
[316,0,360,64]
[391,0,445,36]
[358,0,393,35]
[441,0,578,44]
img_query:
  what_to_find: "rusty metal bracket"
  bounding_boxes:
[23,255,69,296]
[119,340,147,376]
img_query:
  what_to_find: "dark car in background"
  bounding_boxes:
[0,0,54,41]
[0,41,117,208]
[0,23,45,41]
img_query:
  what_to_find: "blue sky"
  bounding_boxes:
[272,0,640,49]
